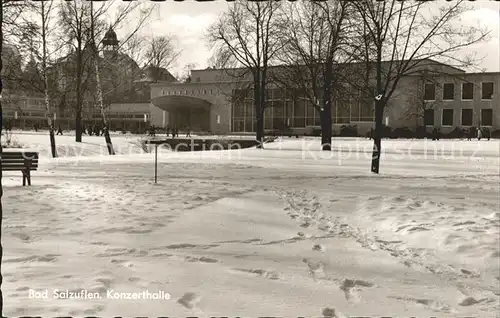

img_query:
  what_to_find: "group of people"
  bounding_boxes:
[147,126,191,138]
[53,125,107,136]
[83,125,106,136]
[366,126,490,141]
[166,127,181,138]
[468,126,489,141]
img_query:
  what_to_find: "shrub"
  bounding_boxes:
[130,137,151,153]
[481,127,491,139]
[381,124,392,138]
[445,127,466,139]
[490,129,500,139]
[415,126,431,139]
[1,132,24,148]
[339,125,358,137]
[391,127,414,139]
[311,127,322,136]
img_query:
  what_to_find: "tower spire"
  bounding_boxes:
[102,26,119,52]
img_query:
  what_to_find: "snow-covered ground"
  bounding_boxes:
[2,132,499,316]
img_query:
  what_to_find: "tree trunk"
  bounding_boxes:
[49,130,56,157]
[90,1,114,155]
[41,1,57,158]
[321,66,333,151]
[75,49,83,143]
[320,107,332,151]
[371,100,384,173]
[94,54,115,155]
[75,109,82,142]
[254,73,264,149]
[256,107,264,148]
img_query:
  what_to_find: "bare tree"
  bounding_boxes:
[89,1,157,153]
[1,0,35,313]
[403,72,442,130]
[207,1,282,148]
[144,35,181,82]
[100,32,179,97]
[59,0,157,143]
[25,0,59,157]
[58,0,92,142]
[89,1,115,154]
[178,62,198,83]
[351,0,489,173]
[275,0,352,150]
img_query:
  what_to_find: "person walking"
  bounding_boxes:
[477,126,482,141]
[56,125,63,135]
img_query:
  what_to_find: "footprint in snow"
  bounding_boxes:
[178,292,202,309]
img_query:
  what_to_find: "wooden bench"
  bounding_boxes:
[1,151,39,186]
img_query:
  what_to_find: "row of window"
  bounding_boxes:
[162,88,214,96]
[232,98,375,125]
[424,82,494,101]
[3,111,145,119]
[232,116,358,132]
[2,99,46,109]
[424,108,493,127]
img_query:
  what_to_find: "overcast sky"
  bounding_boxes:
[119,1,499,76]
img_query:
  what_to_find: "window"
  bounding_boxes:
[424,109,434,126]
[275,89,284,100]
[481,109,493,126]
[424,83,436,100]
[335,100,350,124]
[461,109,473,126]
[359,99,374,122]
[232,119,244,132]
[233,101,244,117]
[244,100,253,118]
[462,82,473,100]
[350,100,360,121]
[442,109,454,126]
[293,98,306,118]
[482,82,494,100]
[443,83,454,100]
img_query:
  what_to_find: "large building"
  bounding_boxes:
[3,37,498,136]
[148,61,499,136]
[1,28,176,132]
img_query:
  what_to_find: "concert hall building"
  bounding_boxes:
[149,60,499,136]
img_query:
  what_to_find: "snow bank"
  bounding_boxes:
[1,133,498,316]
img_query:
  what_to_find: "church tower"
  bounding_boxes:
[102,27,119,59]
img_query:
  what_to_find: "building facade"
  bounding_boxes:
[1,28,176,133]
[149,63,500,135]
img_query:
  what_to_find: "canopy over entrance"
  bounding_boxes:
[150,95,212,131]
[151,95,212,111]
